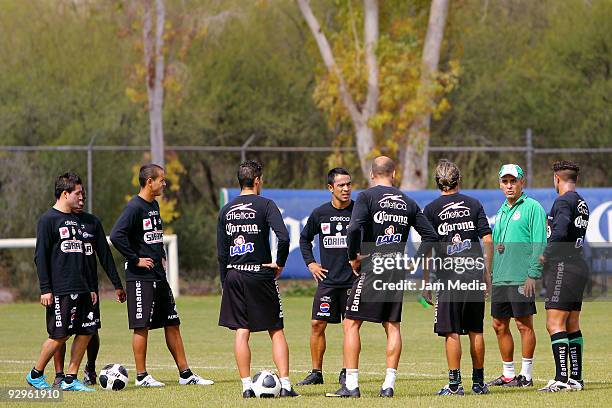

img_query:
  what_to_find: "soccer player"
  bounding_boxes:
[52,189,127,387]
[422,160,494,396]
[217,160,298,398]
[538,161,589,392]
[27,172,98,392]
[326,156,438,398]
[488,164,547,387]
[297,168,355,386]
[110,164,213,387]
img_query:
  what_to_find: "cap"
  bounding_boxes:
[499,164,524,179]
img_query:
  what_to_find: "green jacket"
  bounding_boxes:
[492,193,547,285]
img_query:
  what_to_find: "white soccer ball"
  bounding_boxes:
[99,364,128,391]
[251,370,281,398]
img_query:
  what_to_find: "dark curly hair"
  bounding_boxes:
[552,160,579,182]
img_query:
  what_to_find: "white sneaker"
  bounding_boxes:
[537,379,571,392]
[135,374,165,387]
[179,374,214,386]
[567,378,584,391]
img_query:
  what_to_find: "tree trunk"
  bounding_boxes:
[143,0,165,167]
[400,0,449,190]
[297,0,378,185]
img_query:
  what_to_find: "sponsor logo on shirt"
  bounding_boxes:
[447,233,472,255]
[438,201,471,220]
[147,210,159,216]
[144,231,163,244]
[82,231,93,239]
[84,243,93,255]
[323,235,347,248]
[226,223,260,235]
[574,216,588,229]
[143,218,153,230]
[64,221,78,226]
[59,227,70,239]
[61,239,83,253]
[512,210,521,221]
[230,235,255,256]
[321,223,331,234]
[330,216,350,222]
[437,221,475,236]
[373,211,409,225]
[226,203,257,220]
[54,296,62,327]
[228,264,261,272]
[577,200,589,216]
[320,296,331,302]
[375,225,402,246]
[378,194,408,210]
[87,312,94,321]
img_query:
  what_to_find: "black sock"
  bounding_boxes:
[85,362,96,373]
[449,369,461,391]
[472,368,484,384]
[55,371,65,378]
[179,369,193,379]
[64,374,76,384]
[568,330,583,381]
[551,332,569,382]
[312,369,322,374]
[137,371,149,382]
[30,368,43,379]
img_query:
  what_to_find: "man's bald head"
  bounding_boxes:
[371,156,396,178]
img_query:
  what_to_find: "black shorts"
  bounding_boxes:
[218,269,284,332]
[46,293,97,339]
[491,285,537,319]
[126,280,180,330]
[344,272,402,323]
[434,290,484,336]
[544,260,588,311]
[311,286,352,323]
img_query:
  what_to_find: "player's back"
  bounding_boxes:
[547,191,589,262]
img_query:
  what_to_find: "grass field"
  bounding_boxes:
[1,296,610,407]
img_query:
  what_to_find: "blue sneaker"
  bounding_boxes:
[437,383,464,396]
[472,382,490,394]
[26,372,51,389]
[61,379,95,392]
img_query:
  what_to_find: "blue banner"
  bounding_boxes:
[220,188,612,279]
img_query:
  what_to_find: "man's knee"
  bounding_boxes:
[515,317,534,333]
[311,320,327,334]
[492,318,510,335]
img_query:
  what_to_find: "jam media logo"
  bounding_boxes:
[447,233,471,255]
[375,225,402,246]
[226,202,257,221]
[143,218,153,230]
[59,227,70,239]
[438,201,471,221]
[586,201,611,243]
[321,223,331,234]
[378,194,408,210]
[230,235,255,256]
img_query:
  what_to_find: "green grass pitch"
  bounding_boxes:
[1,296,610,407]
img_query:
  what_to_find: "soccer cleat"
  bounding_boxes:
[537,379,571,392]
[26,373,51,390]
[297,370,324,386]
[567,378,584,391]
[135,374,165,387]
[179,373,214,385]
[52,375,65,388]
[338,368,346,385]
[379,387,394,397]
[242,389,256,398]
[487,375,515,386]
[325,385,360,398]
[83,369,97,386]
[471,382,490,394]
[279,387,300,397]
[504,374,533,387]
[437,383,465,396]
[61,379,95,392]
